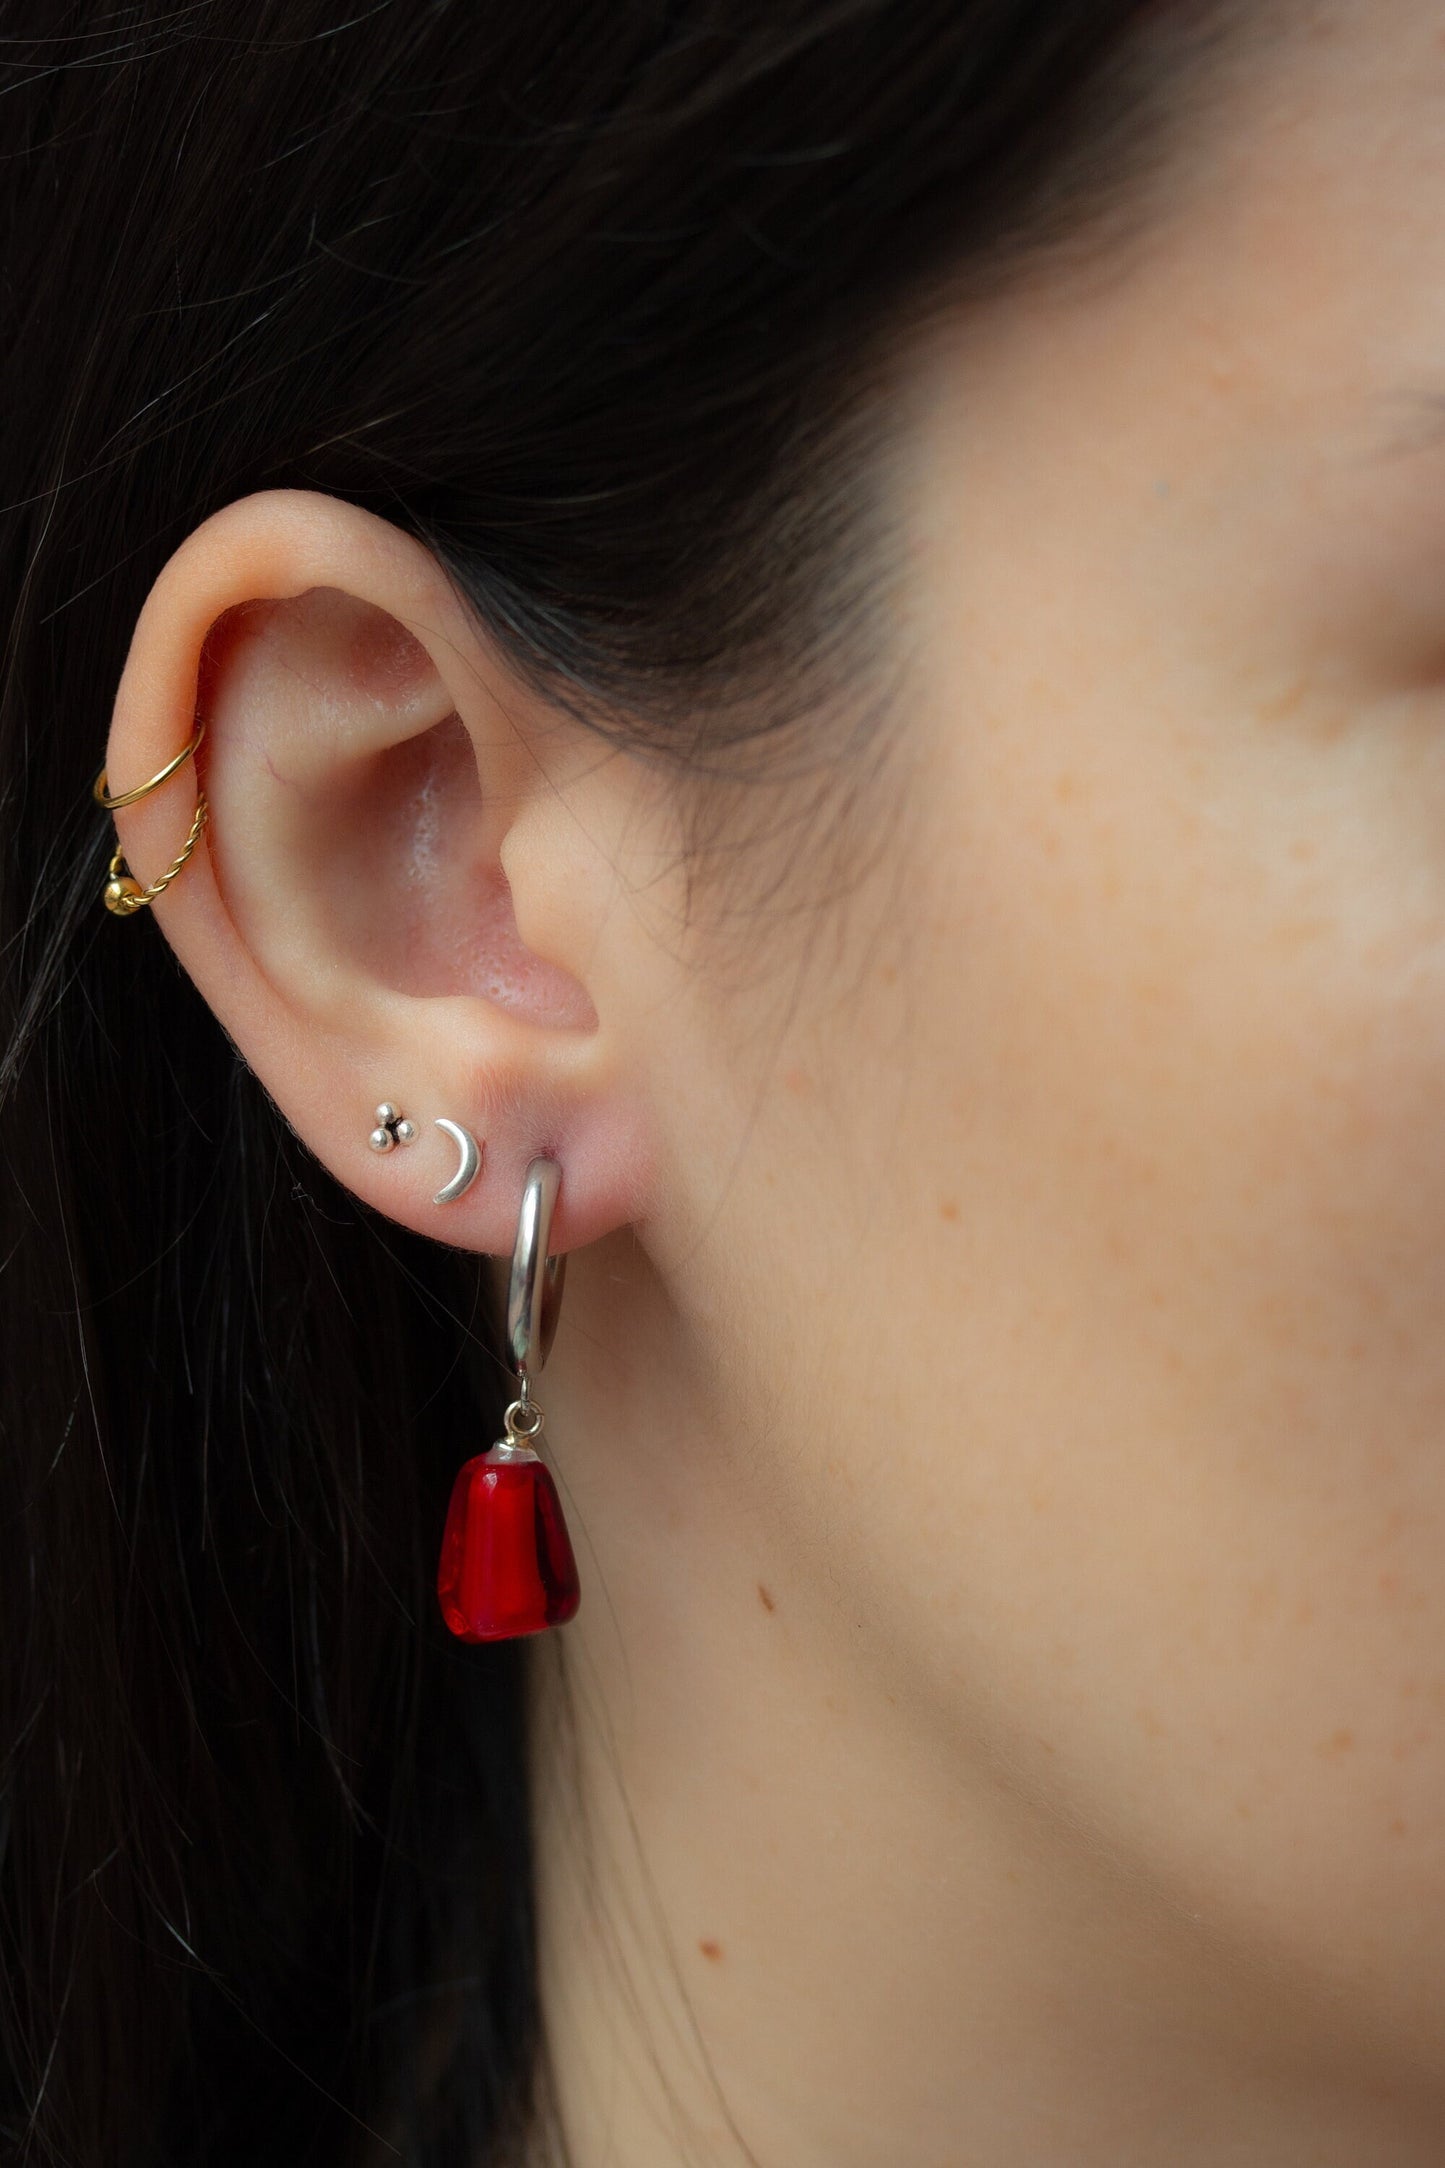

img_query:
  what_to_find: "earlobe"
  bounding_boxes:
[101,488,659,1256]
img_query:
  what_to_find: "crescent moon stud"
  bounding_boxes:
[432,1118,482,1205]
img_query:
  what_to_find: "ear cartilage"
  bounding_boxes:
[369,1102,417,1153]
[433,1118,482,1205]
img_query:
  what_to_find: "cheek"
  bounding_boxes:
[894,666,1445,2048]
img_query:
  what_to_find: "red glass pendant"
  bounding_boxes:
[437,1443,580,1643]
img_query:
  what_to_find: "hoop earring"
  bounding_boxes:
[436,1157,580,1643]
[93,720,209,917]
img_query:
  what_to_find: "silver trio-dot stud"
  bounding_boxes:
[369,1102,417,1153]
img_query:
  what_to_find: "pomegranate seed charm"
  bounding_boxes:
[437,1157,580,1642]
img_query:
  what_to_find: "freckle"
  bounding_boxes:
[1274,916,1335,953]
[880,963,898,985]
[1138,1706,1166,1739]
[1257,674,1308,723]
[939,1198,960,1223]
[1054,771,1080,804]
[1316,1728,1356,1759]
[1390,1818,1409,1838]
[757,1583,776,1613]
[1235,1800,1253,1820]
[1288,837,1315,863]
[699,1939,724,1962]
[1247,1578,1279,1623]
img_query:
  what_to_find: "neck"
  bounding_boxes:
[520,1230,1441,2168]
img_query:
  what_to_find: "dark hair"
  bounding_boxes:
[0,3,1230,2161]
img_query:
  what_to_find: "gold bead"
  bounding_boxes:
[96,792,207,920]
[103,876,143,915]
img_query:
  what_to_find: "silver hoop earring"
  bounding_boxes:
[507,1155,567,1400]
[435,1156,580,1641]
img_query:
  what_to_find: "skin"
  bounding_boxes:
[101,3,1445,2161]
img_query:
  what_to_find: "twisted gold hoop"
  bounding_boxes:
[103,794,209,917]
[93,719,205,809]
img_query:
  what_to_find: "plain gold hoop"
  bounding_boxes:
[93,719,206,810]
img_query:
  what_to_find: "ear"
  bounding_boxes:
[102,489,663,1253]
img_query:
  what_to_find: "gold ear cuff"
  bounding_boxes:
[92,720,208,917]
